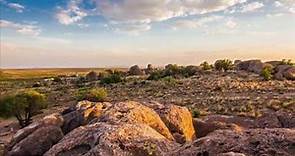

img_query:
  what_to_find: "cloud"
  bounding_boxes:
[56,0,87,25]
[7,3,25,13]
[172,16,224,30]
[107,23,151,35]
[273,0,295,14]
[94,0,246,23]
[90,0,247,34]
[240,2,264,13]
[274,1,283,7]
[225,19,237,29]
[0,20,41,36]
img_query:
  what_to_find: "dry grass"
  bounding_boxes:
[0,68,127,80]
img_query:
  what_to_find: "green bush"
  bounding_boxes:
[161,76,177,85]
[76,88,108,102]
[0,90,46,127]
[147,70,164,81]
[182,66,199,77]
[280,59,294,66]
[100,73,123,84]
[261,67,273,81]
[214,59,233,71]
[164,64,183,77]
[200,61,213,70]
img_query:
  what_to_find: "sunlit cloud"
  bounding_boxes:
[56,0,87,25]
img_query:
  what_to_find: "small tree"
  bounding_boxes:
[214,59,233,72]
[200,61,213,70]
[0,90,46,127]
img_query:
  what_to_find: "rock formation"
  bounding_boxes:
[5,101,295,156]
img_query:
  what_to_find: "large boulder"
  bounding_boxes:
[99,101,174,141]
[275,110,295,128]
[193,114,256,138]
[158,105,195,143]
[78,101,112,122]
[129,65,144,75]
[265,61,282,67]
[7,113,64,151]
[85,71,97,81]
[61,110,85,134]
[145,64,154,75]
[283,66,295,80]
[236,60,272,74]
[170,128,295,156]
[193,118,244,138]
[7,126,63,156]
[274,65,295,80]
[44,123,178,156]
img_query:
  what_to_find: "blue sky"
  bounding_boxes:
[0,0,295,68]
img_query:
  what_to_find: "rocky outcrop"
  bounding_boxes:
[158,105,195,143]
[45,123,178,156]
[170,128,295,156]
[7,113,64,151]
[274,65,295,80]
[129,65,144,75]
[236,60,266,74]
[5,101,295,156]
[283,67,295,80]
[99,101,174,141]
[8,126,63,156]
[193,118,244,138]
[85,71,97,81]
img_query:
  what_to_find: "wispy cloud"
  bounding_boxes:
[172,16,224,30]
[0,20,41,36]
[7,3,25,13]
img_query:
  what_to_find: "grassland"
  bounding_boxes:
[0,68,127,81]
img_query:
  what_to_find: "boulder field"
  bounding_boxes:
[4,101,295,156]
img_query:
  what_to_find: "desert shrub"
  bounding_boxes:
[164,64,183,77]
[191,108,201,118]
[100,71,123,84]
[76,88,107,102]
[182,65,200,77]
[261,67,273,81]
[148,64,201,80]
[0,90,46,127]
[214,59,233,71]
[280,59,294,66]
[200,61,213,70]
[86,71,98,81]
[147,70,164,80]
[161,76,177,85]
[53,77,62,83]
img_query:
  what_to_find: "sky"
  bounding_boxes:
[0,0,295,68]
